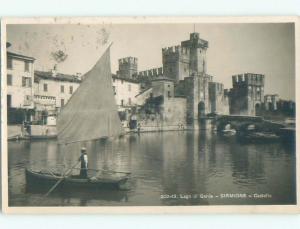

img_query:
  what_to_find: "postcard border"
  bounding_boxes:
[1,16,299,214]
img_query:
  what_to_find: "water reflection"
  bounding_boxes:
[8,130,296,206]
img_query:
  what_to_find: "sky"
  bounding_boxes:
[7,23,295,100]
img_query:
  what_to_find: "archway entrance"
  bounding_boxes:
[255,103,261,116]
[198,101,205,118]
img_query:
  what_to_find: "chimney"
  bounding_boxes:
[76,72,82,80]
[51,64,57,77]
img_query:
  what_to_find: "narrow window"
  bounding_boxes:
[121,99,124,106]
[113,86,116,95]
[24,61,30,72]
[128,84,131,92]
[7,74,12,86]
[61,85,64,93]
[7,95,12,108]
[43,84,48,92]
[61,99,65,107]
[168,91,171,98]
[69,86,73,94]
[7,58,13,69]
[27,78,32,87]
[22,77,26,87]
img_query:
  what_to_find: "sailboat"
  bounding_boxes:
[25,44,130,191]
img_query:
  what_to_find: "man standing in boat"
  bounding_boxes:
[78,147,88,178]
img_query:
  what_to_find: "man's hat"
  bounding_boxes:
[81,147,87,152]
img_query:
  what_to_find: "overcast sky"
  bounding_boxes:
[7,23,295,100]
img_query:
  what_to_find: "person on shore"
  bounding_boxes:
[78,147,88,178]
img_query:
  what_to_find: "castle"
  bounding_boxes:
[115,32,276,126]
[114,32,231,126]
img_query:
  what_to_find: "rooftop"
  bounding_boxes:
[34,70,81,83]
[7,51,35,62]
[151,76,175,82]
[112,74,140,84]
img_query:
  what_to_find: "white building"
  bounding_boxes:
[34,69,81,114]
[6,51,35,109]
[112,74,141,109]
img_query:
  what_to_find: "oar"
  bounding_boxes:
[44,160,80,197]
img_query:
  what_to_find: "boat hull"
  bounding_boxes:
[25,169,129,191]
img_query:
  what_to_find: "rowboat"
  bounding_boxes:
[238,131,280,143]
[25,168,130,190]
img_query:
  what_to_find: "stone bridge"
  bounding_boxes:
[215,115,285,132]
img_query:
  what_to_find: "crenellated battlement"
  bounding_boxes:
[232,73,265,86]
[118,57,138,64]
[209,82,224,94]
[162,45,190,55]
[138,67,163,78]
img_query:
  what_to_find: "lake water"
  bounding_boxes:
[8,130,296,206]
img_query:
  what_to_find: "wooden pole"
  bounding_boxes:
[44,160,80,197]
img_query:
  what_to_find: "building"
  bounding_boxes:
[229,73,265,116]
[137,77,187,130]
[6,51,35,124]
[112,74,141,109]
[33,68,81,117]
[151,77,175,98]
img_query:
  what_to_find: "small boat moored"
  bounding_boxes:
[238,131,280,143]
[221,129,236,136]
[25,168,130,191]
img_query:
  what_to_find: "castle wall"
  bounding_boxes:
[136,96,187,132]
[209,82,229,115]
[161,98,187,127]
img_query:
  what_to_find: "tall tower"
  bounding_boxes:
[162,46,190,82]
[181,32,208,74]
[117,57,138,79]
[229,73,265,115]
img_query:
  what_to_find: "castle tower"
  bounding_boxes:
[229,73,265,115]
[162,46,190,82]
[117,57,138,79]
[181,32,208,74]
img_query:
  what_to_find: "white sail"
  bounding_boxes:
[57,45,123,144]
